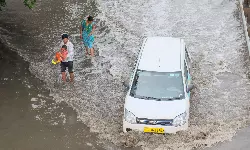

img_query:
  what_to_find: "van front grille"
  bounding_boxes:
[136,118,173,126]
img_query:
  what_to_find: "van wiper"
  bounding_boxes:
[163,97,181,100]
[135,96,182,101]
[136,95,161,101]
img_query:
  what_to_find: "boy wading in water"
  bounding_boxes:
[80,16,96,56]
[60,34,74,82]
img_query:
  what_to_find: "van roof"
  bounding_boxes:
[137,37,183,72]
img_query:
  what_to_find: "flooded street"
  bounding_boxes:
[0,41,105,150]
[0,0,136,150]
[0,0,250,150]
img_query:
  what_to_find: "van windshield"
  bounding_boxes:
[130,70,185,100]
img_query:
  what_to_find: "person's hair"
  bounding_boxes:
[61,45,67,49]
[87,16,93,21]
[61,34,68,40]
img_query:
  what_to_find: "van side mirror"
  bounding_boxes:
[122,81,130,91]
[187,84,194,92]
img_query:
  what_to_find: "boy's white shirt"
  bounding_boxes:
[59,40,74,62]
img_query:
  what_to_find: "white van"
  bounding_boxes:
[123,37,194,134]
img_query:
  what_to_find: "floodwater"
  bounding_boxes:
[0,41,105,150]
[1,0,250,150]
[0,0,136,150]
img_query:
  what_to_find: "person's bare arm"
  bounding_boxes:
[80,24,83,39]
[80,20,84,39]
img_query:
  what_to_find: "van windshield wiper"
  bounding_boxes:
[135,95,182,101]
[163,97,181,100]
[135,95,161,101]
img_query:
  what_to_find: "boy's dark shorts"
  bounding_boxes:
[60,61,73,73]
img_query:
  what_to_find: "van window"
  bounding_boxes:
[185,47,191,70]
[130,70,185,100]
[184,60,188,81]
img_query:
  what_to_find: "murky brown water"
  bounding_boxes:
[0,41,107,150]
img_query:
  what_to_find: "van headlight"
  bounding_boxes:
[172,112,187,127]
[124,108,137,124]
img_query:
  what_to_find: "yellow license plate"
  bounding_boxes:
[143,127,165,134]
